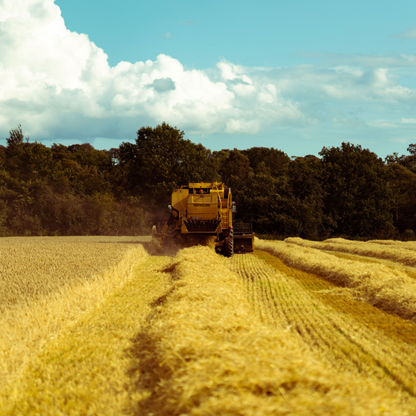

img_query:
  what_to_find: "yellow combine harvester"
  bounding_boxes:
[152,182,254,256]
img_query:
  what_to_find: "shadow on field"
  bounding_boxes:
[126,332,175,415]
[125,289,181,415]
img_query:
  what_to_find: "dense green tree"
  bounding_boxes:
[1,123,413,239]
[6,124,25,148]
[319,142,395,237]
[231,165,282,234]
[217,149,253,190]
[119,123,219,207]
[385,145,416,236]
[67,143,112,172]
[0,125,148,236]
[386,143,416,174]
[231,156,332,239]
[284,156,334,239]
[387,163,416,234]
[241,147,290,177]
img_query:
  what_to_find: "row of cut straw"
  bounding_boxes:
[256,238,416,322]
[132,245,410,415]
[286,236,416,267]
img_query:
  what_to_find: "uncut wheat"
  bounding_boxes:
[255,238,416,322]
[0,236,148,391]
[2,255,170,416]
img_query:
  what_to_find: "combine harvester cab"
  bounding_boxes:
[152,182,254,256]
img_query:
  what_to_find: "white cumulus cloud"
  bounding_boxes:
[1,0,416,146]
[0,0,310,142]
[0,0,302,141]
[391,26,416,39]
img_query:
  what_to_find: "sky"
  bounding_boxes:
[1,0,416,158]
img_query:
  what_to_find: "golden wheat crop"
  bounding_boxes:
[121,246,413,415]
[2,255,170,416]
[368,239,416,251]
[228,250,416,409]
[0,236,148,396]
[287,236,416,267]
[3,238,416,415]
[255,238,416,322]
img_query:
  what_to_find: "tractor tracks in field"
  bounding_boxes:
[227,250,416,401]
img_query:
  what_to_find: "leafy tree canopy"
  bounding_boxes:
[319,142,395,236]
[3,123,416,240]
[119,122,218,206]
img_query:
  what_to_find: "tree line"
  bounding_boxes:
[1,122,415,240]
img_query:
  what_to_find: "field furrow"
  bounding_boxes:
[227,250,416,404]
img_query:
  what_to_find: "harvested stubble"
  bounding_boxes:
[328,238,416,253]
[2,255,171,416]
[316,249,416,281]
[129,246,411,415]
[324,237,366,244]
[0,236,148,395]
[287,236,416,267]
[368,239,416,252]
[255,238,416,323]
[227,250,416,406]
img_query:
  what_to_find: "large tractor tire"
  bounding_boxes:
[223,228,234,257]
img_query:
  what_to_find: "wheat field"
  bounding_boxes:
[0,236,149,406]
[2,236,416,415]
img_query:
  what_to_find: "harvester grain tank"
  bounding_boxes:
[152,182,254,256]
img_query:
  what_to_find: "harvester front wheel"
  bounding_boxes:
[223,229,234,257]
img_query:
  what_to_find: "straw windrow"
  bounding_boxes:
[230,250,416,402]
[255,238,416,322]
[130,246,411,415]
[328,237,416,252]
[286,236,416,267]
[368,239,416,251]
